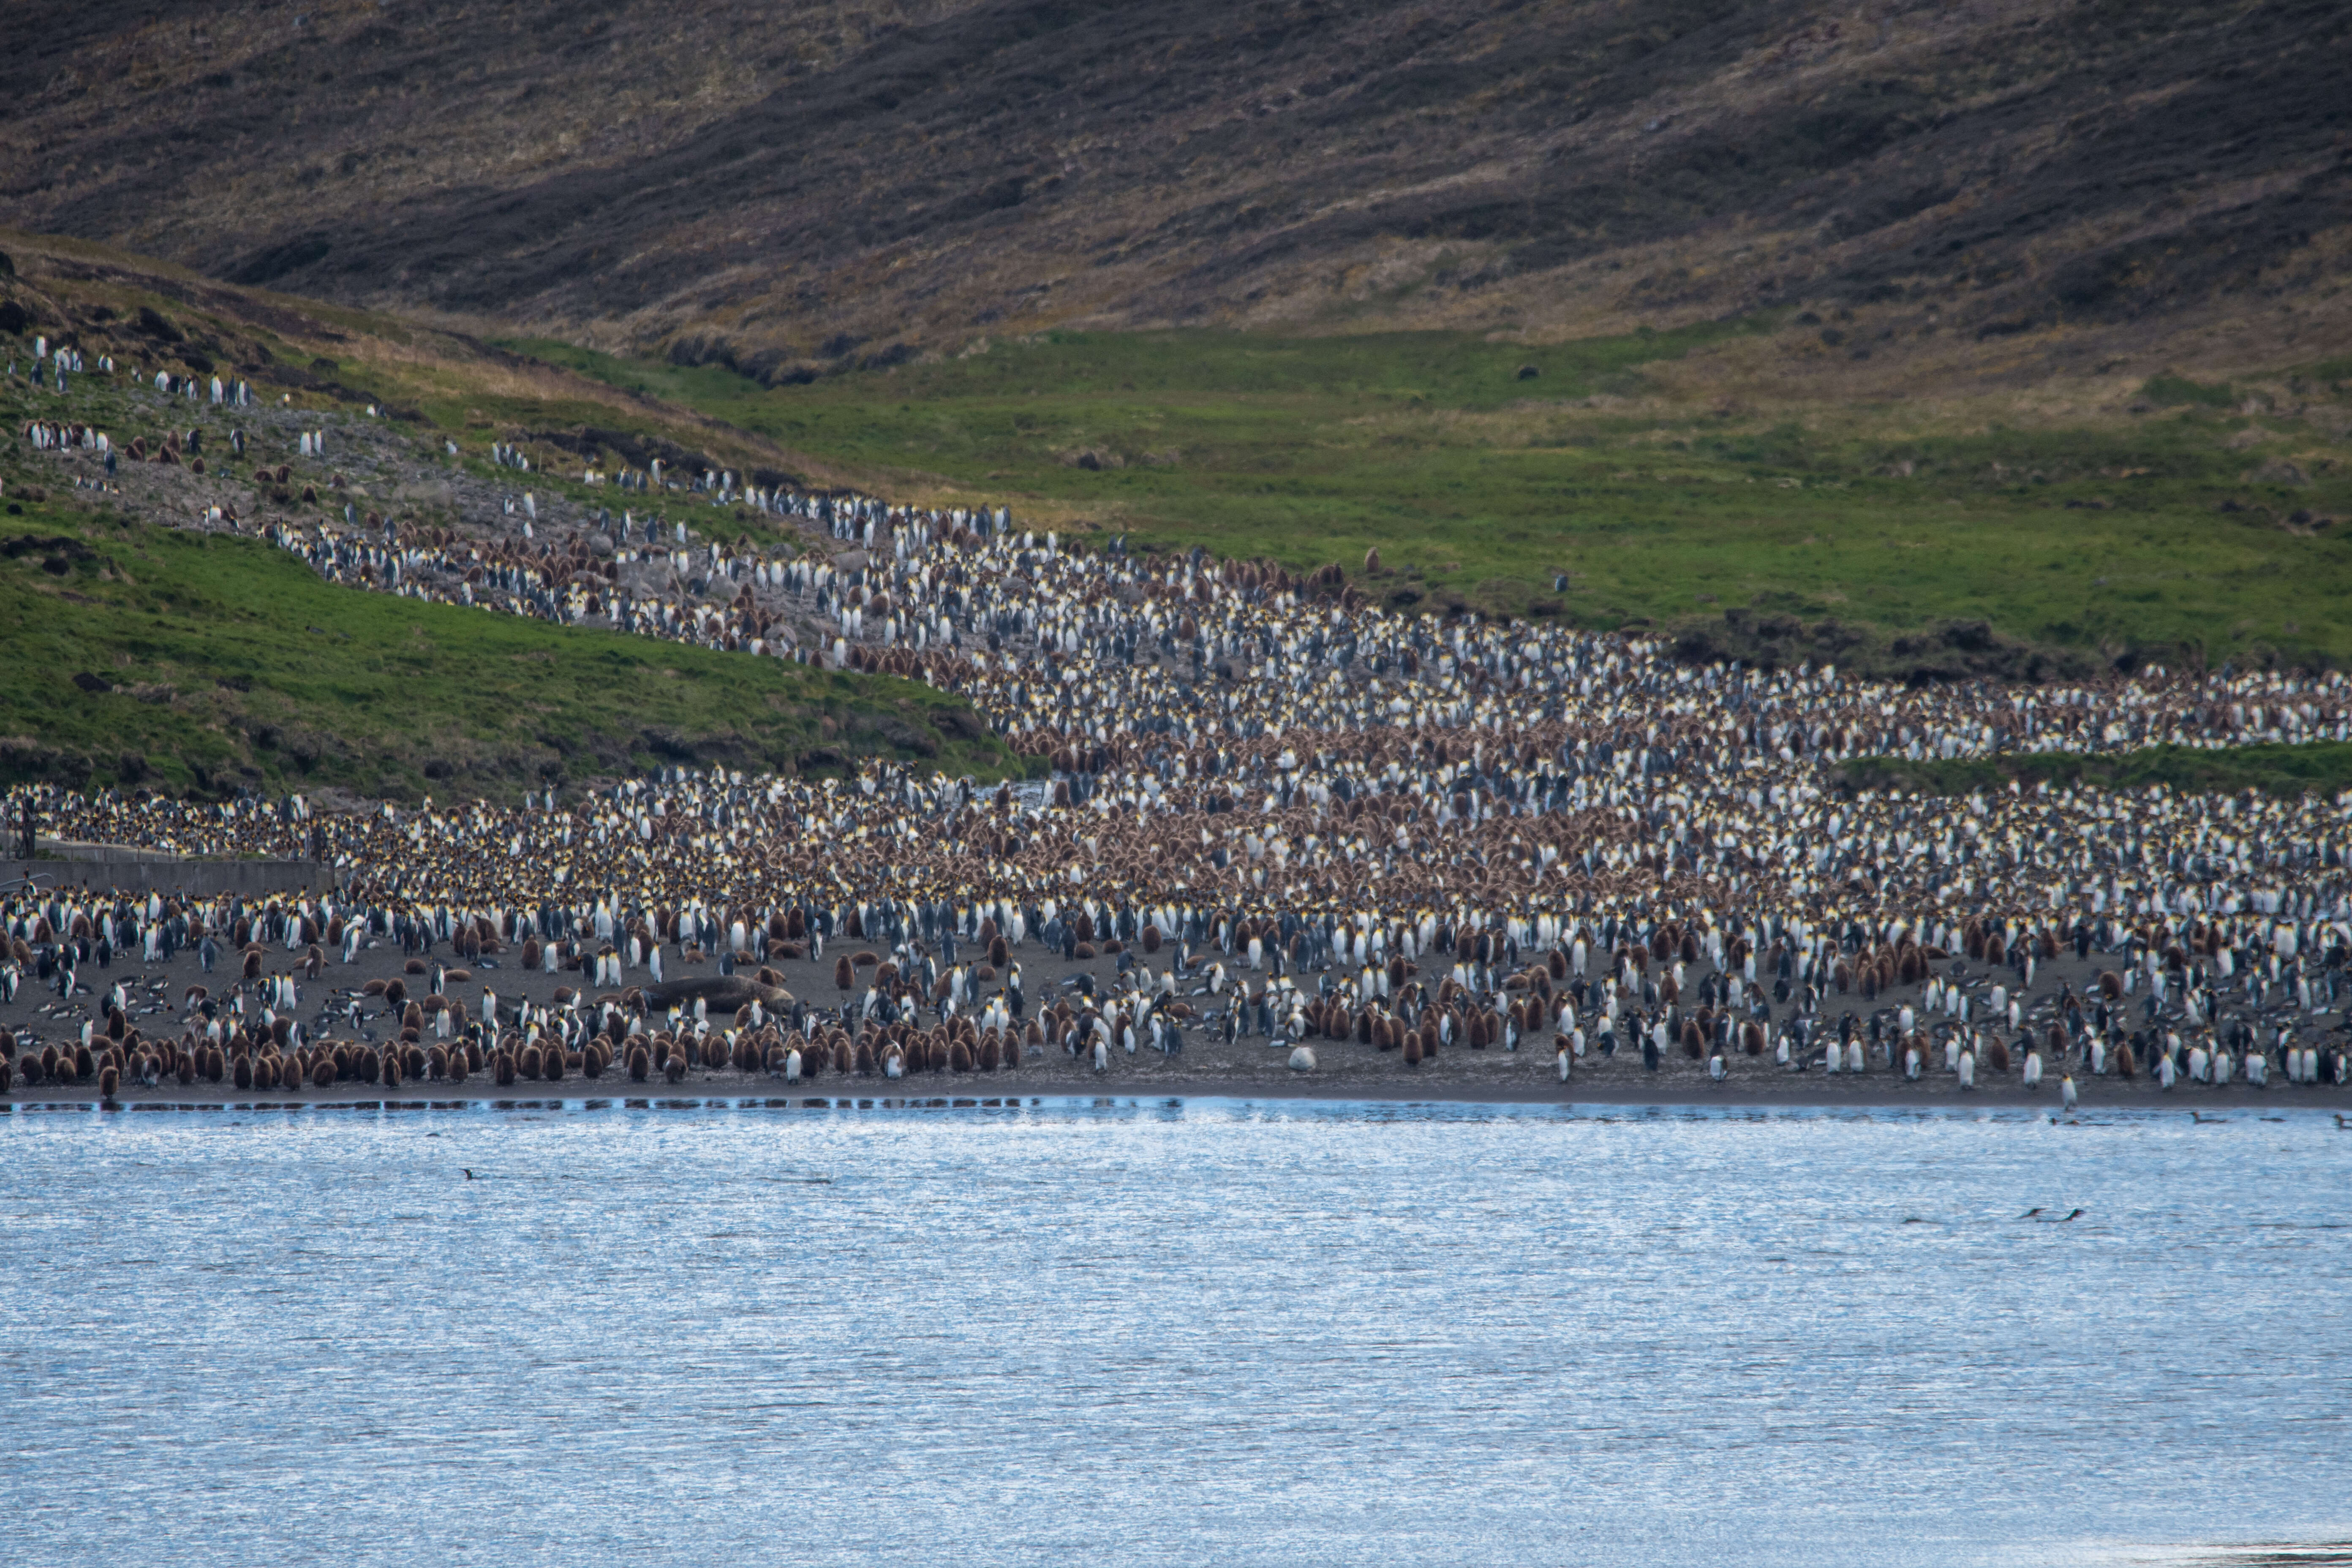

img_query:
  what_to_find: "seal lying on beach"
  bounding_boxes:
[640,975,794,1012]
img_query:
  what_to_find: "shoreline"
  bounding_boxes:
[6,1073,2345,1114]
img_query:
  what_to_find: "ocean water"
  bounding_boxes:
[2,1096,2346,1567]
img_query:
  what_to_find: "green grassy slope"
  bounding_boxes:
[0,500,1017,800]
[515,328,2352,670]
[1838,743,2352,800]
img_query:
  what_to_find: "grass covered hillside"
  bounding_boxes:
[517,325,2352,676]
[1839,743,2352,800]
[0,235,1019,801]
[0,498,1014,800]
[7,0,2341,399]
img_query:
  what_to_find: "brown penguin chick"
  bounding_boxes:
[1142,925,1163,954]
[258,1055,280,1090]
[242,950,262,981]
[427,1045,449,1082]
[0,1056,11,1093]
[233,1055,254,1090]
[990,936,1010,968]
[627,1046,650,1082]
[664,1052,688,1083]
[1403,1034,1423,1068]
[494,1051,517,1086]
[403,958,428,976]
[833,955,854,991]
[854,1041,877,1076]
[519,1045,543,1081]
[179,1050,199,1086]
[100,1063,120,1101]
[978,1037,1000,1073]
[542,1043,566,1082]
[384,978,408,1009]
[949,1040,973,1074]
[382,1050,403,1089]
[75,1043,95,1082]
[361,978,389,997]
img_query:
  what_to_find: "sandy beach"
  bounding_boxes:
[10,918,2344,1113]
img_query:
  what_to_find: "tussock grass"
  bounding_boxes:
[515,325,2352,667]
[0,501,1016,801]
[1839,743,2352,800]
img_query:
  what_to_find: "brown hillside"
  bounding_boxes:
[3,0,2345,380]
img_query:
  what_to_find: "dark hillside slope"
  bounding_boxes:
[3,0,2342,378]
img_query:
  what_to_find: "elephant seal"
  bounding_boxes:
[641,975,793,1012]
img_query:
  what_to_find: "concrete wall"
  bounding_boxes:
[0,859,334,896]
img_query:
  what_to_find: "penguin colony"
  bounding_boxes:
[12,426,2352,1097]
[1,875,2347,1101]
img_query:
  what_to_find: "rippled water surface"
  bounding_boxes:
[3,1097,2347,1567]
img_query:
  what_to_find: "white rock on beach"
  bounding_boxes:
[1288,1046,1316,1073]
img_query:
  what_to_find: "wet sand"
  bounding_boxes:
[8,924,2345,1112]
